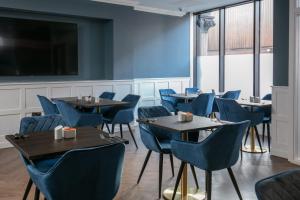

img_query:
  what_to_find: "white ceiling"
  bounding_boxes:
[92,0,248,16]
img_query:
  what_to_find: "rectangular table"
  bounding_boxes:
[137,115,225,200]
[6,127,128,161]
[236,99,272,153]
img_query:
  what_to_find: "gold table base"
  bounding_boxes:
[163,187,206,200]
[242,145,267,153]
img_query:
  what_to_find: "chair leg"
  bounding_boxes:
[111,124,115,135]
[206,171,212,200]
[119,124,123,138]
[105,123,111,133]
[240,144,243,160]
[243,127,250,146]
[171,162,185,200]
[127,124,138,149]
[34,187,40,200]
[101,123,104,131]
[267,123,271,152]
[254,126,263,152]
[137,150,152,184]
[227,168,243,200]
[169,154,174,177]
[262,123,266,143]
[159,153,163,199]
[190,165,199,189]
[22,178,33,200]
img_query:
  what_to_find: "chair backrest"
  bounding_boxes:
[53,100,80,127]
[185,87,199,94]
[138,106,179,151]
[19,115,66,135]
[191,93,215,116]
[255,169,300,200]
[99,92,115,100]
[122,94,140,108]
[37,95,59,115]
[262,94,272,100]
[194,121,250,171]
[222,90,241,100]
[215,98,246,122]
[159,89,177,104]
[38,144,125,200]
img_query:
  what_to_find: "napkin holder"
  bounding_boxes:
[63,127,77,139]
[54,125,63,140]
[178,111,193,122]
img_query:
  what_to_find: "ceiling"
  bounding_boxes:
[91,0,248,16]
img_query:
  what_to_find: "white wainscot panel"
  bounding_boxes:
[140,82,155,99]
[51,87,72,98]
[140,100,156,107]
[181,80,191,92]
[0,114,21,135]
[93,85,114,97]
[74,86,93,97]
[25,87,47,109]
[169,81,182,93]
[0,89,21,111]
[114,84,132,100]
[155,82,169,99]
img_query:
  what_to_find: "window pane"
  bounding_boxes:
[260,0,273,97]
[196,11,219,92]
[225,3,254,99]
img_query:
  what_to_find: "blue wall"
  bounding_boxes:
[0,0,190,81]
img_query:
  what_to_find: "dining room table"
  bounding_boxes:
[137,115,226,200]
[168,93,199,103]
[236,99,272,153]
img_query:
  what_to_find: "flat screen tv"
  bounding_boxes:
[0,17,78,76]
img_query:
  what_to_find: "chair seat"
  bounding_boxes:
[33,157,59,173]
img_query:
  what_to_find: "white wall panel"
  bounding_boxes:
[0,89,20,111]
[25,87,47,109]
[51,87,72,98]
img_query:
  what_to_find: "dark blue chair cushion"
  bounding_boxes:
[212,90,241,112]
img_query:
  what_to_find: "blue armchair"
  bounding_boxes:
[255,169,300,200]
[137,106,199,199]
[54,100,103,127]
[185,87,199,94]
[26,143,125,200]
[99,91,115,100]
[103,94,140,149]
[216,98,264,152]
[159,89,179,113]
[177,93,215,117]
[19,115,66,200]
[260,94,272,152]
[171,121,250,200]
[212,90,241,113]
[37,95,59,115]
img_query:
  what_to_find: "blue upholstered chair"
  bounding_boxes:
[260,94,272,152]
[185,87,199,94]
[159,89,179,113]
[255,169,300,200]
[25,143,125,200]
[177,93,215,117]
[171,121,250,200]
[212,90,241,113]
[19,115,66,200]
[102,94,140,148]
[216,98,264,152]
[54,100,103,127]
[37,95,59,115]
[99,91,115,100]
[137,106,199,199]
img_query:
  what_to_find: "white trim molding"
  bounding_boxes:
[0,77,191,148]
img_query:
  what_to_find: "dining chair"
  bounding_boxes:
[102,94,140,148]
[37,95,59,115]
[54,100,103,127]
[255,169,300,200]
[159,89,179,113]
[19,114,66,200]
[137,106,199,199]
[25,143,125,200]
[260,94,272,152]
[212,90,241,113]
[99,91,115,100]
[177,93,215,117]
[185,87,199,94]
[216,98,264,152]
[171,121,250,200]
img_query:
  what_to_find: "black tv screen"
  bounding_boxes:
[0,17,78,76]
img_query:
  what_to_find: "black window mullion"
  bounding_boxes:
[219,9,225,92]
[254,0,261,97]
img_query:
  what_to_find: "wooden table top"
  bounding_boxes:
[52,97,129,108]
[168,93,199,99]
[5,127,128,161]
[137,115,225,133]
[236,99,272,107]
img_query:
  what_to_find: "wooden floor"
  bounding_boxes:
[0,128,297,200]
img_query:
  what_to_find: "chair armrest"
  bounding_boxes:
[245,111,264,126]
[177,103,193,113]
[171,139,201,166]
[112,108,134,124]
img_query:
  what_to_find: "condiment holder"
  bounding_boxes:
[54,126,77,140]
[178,111,193,122]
